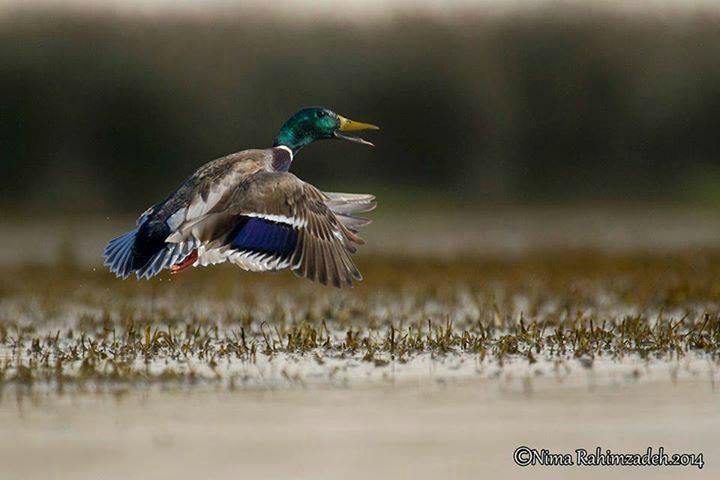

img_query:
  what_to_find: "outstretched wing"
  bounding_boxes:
[322,191,376,233]
[187,171,374,287]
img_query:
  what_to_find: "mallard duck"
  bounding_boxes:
[104,107,378,287]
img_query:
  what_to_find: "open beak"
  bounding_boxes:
[334,115,380,147]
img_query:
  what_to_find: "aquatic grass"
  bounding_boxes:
[1,250,720,392]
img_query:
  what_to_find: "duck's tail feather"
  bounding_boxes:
[103,229,138,279]
[135,238,199,279]
[104,229,199,280]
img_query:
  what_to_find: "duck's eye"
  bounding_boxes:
[317,111,327,118]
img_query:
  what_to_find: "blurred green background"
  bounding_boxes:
[3,2,720,214]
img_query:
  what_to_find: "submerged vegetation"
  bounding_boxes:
[1,250,719,393]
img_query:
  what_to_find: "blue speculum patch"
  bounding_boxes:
[231,217,297,258]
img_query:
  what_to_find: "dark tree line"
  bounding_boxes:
[2,7,720,212]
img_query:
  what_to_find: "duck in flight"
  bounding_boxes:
[104,107,378,287]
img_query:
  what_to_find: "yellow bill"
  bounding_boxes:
[338,115,380,132]
[335,115,379,146]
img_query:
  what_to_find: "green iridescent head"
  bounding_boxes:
[273,107,379,154]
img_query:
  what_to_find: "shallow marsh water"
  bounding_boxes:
[1,366,717,480]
